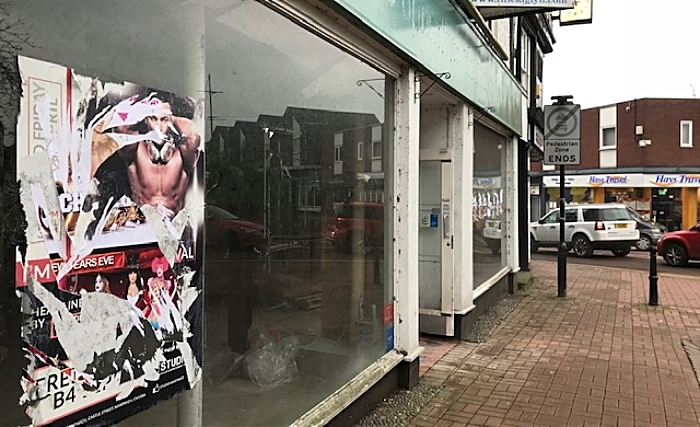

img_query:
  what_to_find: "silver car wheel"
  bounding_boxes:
[664,243,688,266]
[636,235,651,251]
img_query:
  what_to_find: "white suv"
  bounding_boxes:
[530,203,640,257]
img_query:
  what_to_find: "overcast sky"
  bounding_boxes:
[543,0,700,109]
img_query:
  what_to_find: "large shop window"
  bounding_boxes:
[473,124,507,287]
[5,1,394,426]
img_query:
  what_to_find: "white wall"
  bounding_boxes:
[599,105,617,168]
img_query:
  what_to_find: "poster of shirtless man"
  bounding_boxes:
[15,56,204,427]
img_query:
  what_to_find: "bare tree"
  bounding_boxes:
[0,2,29,252]
[0,4,29,423]
[0,3,28,122]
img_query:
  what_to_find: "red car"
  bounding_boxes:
[324,202,384,253]
[206,206,265,254]
[657,221,700,266]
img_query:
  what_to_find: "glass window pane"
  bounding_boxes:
[602,127,616,147]
[202,3,394,426]
[681,121,692,146]
[599,207,632,221]
[5,1,394,426]
[544,211,560,223]
[473,124,506,287]
[372,140,382,158]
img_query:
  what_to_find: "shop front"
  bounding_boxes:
[541,173,700,231]
[7,2,398,426]
[3,1,525,426]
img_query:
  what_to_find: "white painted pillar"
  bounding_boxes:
[452,105,475,313]
[394,67,421,360]
[177,2,205,426]
[504,134,519,270]
[177,381,203,426]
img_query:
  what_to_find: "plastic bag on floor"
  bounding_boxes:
[245,329,300,385]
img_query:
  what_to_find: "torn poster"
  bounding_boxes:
[15,56,204,427]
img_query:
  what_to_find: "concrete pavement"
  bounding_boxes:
[411,259,700,427]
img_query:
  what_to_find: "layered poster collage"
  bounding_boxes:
[15,56,204,426]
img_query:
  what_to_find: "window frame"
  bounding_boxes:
[297,181,322,212]
[357,141,363,160]
[334,145,342,162]
[371,139,382,159]
[564,208,578,222]
[681,120,693,148]
[520,31,530,88]
[542,210,560,224]
[600,126,617,150]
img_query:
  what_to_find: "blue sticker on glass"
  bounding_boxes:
[385,325,394,352]
[430,214,438,228]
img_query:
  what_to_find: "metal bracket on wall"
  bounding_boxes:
[415,72,451,100]
[356,78,385,99]
[469,106,497,127]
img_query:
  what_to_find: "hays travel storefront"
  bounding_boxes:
[541,172,700,231]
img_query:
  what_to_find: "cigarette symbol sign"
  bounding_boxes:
[545,104,580,140]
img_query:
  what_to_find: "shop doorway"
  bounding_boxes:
[652,188,682,231]
[418,159,454,335]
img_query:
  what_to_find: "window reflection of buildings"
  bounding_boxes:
[207,107,382,239]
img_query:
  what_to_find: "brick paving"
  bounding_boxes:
[412,260,700,427]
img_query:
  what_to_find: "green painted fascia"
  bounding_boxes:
[331,0,524,133]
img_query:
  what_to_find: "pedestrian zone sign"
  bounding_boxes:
[544,104,581,165]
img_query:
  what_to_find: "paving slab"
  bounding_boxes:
[411,259,700,427]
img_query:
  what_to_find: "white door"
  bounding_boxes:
[534,210,560,244]
[418,160,454,336]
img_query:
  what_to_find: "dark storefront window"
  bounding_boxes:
[203,5,393,424]
[4,1,394,426]
[652,187,683,231]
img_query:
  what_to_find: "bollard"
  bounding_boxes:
[649,243,659,306]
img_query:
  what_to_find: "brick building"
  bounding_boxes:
[531,98,700,231]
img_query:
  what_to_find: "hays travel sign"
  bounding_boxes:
[649,174,700,187]
[544,174,642,188]
[587,175,629,187]
[544,173,700,188]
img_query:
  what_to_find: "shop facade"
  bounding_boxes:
[538,172,700,231]
[530,98,700,232]
[1,1,531,426]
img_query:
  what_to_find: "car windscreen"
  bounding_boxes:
[333,204,382,219]
[626,207,645,221]
[207,206,239,220]
[333,205,355,218]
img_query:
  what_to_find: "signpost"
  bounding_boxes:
[544,96,581,298]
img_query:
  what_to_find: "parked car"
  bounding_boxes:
[657,221,700,266]
[324,202,384,253]
[530,203,639,258]
[206,205,265,254]
[482,216,502,254]
[625,207,666,251]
